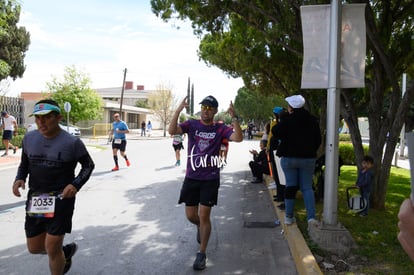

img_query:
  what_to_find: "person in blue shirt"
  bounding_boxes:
[110,113,130,171]
[147,120,153,137]
[355,155,374,216]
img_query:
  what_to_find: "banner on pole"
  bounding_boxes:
[300,4,366,89]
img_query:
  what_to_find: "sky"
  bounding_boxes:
[8,0,244,111]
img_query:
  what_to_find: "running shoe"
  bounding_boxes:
[111,166,119,171]
[277,203,285,210]
[1,153,7,157]
[126,160,130,167]
[63,242,78,274]
[193,252,206,270]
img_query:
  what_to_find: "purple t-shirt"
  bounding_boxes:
[180,119,233,180]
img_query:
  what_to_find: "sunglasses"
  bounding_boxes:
[201,105,215,111]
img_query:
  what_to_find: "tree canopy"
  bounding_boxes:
[151,0,414,209]
[0,0,30,81]
[234,87,285,127]
[47,66,103,124]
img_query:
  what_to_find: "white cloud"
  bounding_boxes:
[9,0,243,108]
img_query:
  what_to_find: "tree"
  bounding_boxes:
[214,110,232,125]
[0,0,30,82]
[234,87,285,128]
[186,77,190,114]
[135,99,149,108]
[47,66,103,124]
[148,82,177,137]
[151,0,414,210]
[190,83,194,116]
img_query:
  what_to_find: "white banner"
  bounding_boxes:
[300,4,366,89]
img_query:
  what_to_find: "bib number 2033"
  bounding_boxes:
[27,193,58,218]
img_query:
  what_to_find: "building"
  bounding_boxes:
[20,81,156,136]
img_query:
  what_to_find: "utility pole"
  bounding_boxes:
[400,73,407,158]
[323,0,341,225]
[119,68,127,119]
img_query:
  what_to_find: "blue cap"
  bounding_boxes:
[30,103,61,116]
[273,107,283,114]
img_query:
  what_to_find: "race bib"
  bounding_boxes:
[27,193,59,218]
[114,139,122,144]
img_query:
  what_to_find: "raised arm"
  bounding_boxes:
[227,101,243,142]
[168,97,188,135]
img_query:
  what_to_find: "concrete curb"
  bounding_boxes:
[264,175,323,275]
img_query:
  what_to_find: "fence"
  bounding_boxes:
[0,96,24,126]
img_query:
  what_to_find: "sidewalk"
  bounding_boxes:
[0,148,21,170]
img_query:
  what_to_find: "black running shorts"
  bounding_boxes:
[112,139,127,152]
[178,178,220,207]
[25,195,75,238]
[172,143,184,151]
[2,130,13,140]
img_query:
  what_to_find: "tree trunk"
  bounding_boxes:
[163,121,167,137]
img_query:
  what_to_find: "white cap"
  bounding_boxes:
[285,95,305,108]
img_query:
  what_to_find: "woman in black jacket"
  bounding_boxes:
[272,95,322,226]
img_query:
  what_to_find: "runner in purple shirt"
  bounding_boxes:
[169,95,243,270]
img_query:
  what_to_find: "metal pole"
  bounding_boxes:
[119,68,127,119]
[400,73,407,157]
[67,112,70,133]
[323,0,342,225]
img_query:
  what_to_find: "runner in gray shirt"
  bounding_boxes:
[12,99,95,275]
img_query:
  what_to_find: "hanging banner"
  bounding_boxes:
[300,4,366,89]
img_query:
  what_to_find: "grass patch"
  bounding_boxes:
[294,165,413,274]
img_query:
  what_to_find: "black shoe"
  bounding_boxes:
[193,252,206,270]
[250,179,263,183]
[197,226,201,244]
[277,203,285,210]
[63,242,78,274]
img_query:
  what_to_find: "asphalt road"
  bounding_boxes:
[0,135,297,275]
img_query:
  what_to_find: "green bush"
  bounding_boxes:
[338,142,369,165]
[339,133,351,142]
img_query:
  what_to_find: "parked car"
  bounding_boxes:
[26,123,81,136]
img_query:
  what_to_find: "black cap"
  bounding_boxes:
[199,95,218,108]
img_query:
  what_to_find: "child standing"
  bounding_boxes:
[355,155,374,216]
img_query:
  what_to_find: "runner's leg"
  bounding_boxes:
[45,233,65,275]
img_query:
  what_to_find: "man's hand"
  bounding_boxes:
[398,198,414,262]
[227,101,237,118]
[12,180,25,197]
[179,96,189,112]
[62,184,78,199]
